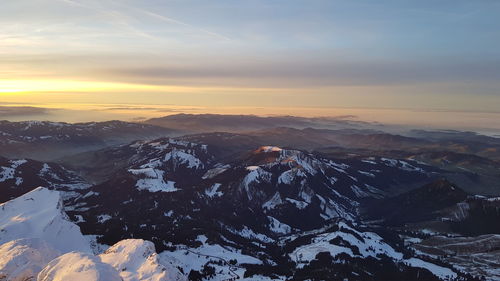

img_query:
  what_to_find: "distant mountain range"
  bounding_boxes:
[144,113,376,134]
[0,120,173,161]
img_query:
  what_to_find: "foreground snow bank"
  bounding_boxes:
[0,238,60,281]
[99,239,185,281]
[0,187,186,281]
[37,252,122,281]
[0,239,186,281]
[0,187,91,253]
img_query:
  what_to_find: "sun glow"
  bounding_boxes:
[0,79,288,95]
[0,79,162,93]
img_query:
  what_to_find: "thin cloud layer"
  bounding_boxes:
[0,106,51,117]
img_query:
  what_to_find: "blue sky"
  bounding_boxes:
[1,0,499,114]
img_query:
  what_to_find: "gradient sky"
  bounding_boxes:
[1,0,500,123]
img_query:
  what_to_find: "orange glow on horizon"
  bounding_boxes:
[0,79,294,95]
[0,79,165,94]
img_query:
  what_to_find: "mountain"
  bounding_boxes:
[361,179,500,281]
[286,220,458,281]
[1,125,494,280]
[411,234,500,281]
[447,196,500,235]
[67,138,438,248]
[100,239,185,281]
[364,179,469,226]
[407,151,500,195]
[0,186,470,281]
[0,187,185,281]
[0,120,173,161]
[53,137,478,280]
[144,114,375,134]
[158,123,426,152]
[0,156,90,203]
[408,129,500,145]
[408,129,500,161]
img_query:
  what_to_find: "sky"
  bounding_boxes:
[1,0,500,129]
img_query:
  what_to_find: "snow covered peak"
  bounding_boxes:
[124,138,212,193]
[256,146,283,153]
[37,252,122,281]
[250,147,322,175]
[0,238,61,281]
[0,187,91,254]
[164,149,204,170]
[99,239,185,281]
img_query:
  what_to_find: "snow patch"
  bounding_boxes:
[205,183,223,198]
[129,168,178,193]
[97,214,112,223]
[164,149,203,169]
[268,217,292,234]
[260,146,283,153]
[262,192,283,210]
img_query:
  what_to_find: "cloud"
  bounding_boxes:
[53,0,230,42]
[4,51,500,89]
[0,106,51,117]
[100,106,201,113]
[94,57,500,88]
[110,1,232,41]
[101,106,166,111]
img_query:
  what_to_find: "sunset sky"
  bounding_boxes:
[1,0,500,129]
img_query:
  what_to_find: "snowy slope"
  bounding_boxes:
[0,157,90,204]
[0,187,91,253]
[159,235,262,281]
[100,239,185,281]
[37,252,122,281]
[287,221,459,280]
[0,238,60,281]
[289,221,402,268]
[404,258,457,280]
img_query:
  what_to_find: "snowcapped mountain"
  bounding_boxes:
[47,137,477,280]
[100,239,185,281]
[0,187,186,281]
[67,139,437,247]
[1,123,495,280]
